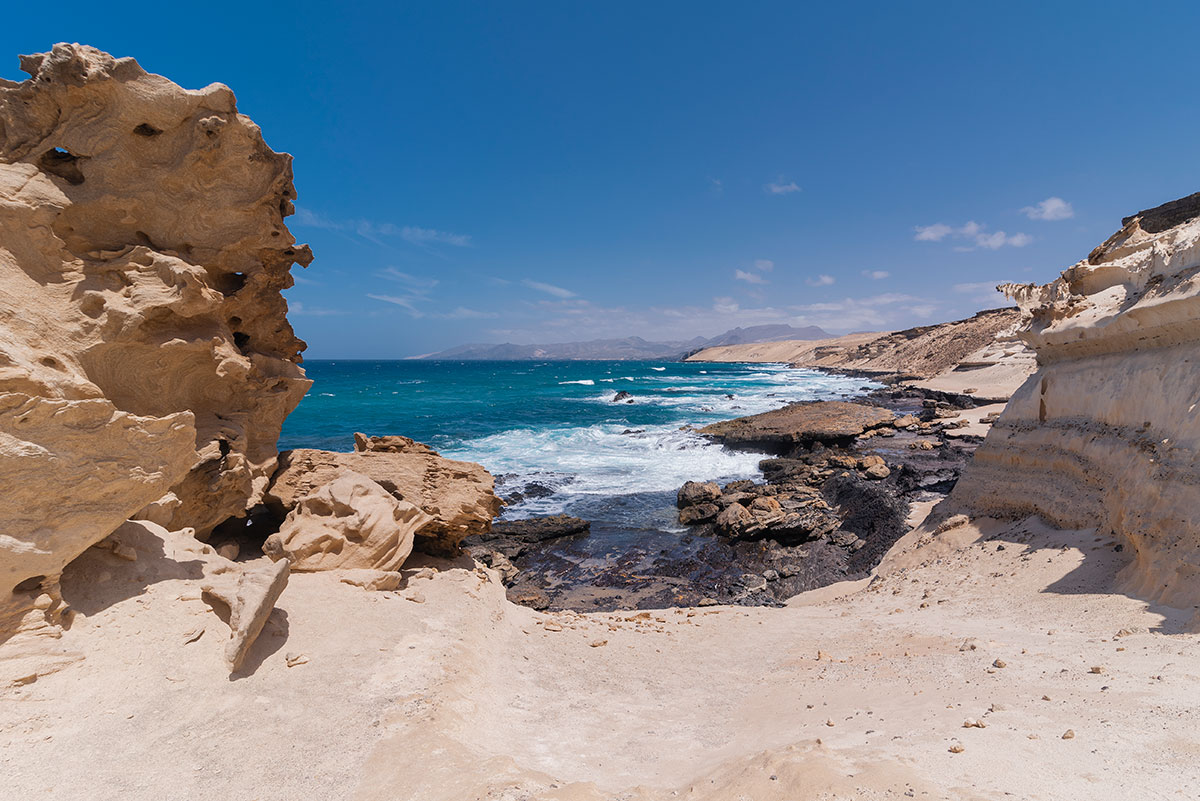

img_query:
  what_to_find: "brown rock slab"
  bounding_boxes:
[700,401,896,453]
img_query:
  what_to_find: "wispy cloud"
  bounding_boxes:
[367,293,424,314]
[290,301,346,317]
[1021,197,1074,221]
[292,207,472,249]
[862,270,890,280]
[914,220,1031,250]
[378,267,438,289]
[765,178,801,195]
[734,269,768,285]
[399,226,472,247]
[806,274,835,287]
[754,259,775,271]
[522,279,577,299]
[952,280,1010,305]
[708,177,724,196]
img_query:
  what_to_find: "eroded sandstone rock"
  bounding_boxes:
[263,472,431,572]
[201,556,290,672]
[952,191,1200,608]
[267,447,501,556]
[0,45,309,626]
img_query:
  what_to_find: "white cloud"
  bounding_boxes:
[806,274,835,287]
[862,270,890,280]
[399,226,472,247]
[789,292,932,332]
[368,293,424,315]
[1021,197,1074,221]
[952,280,1011,305]
[765,178,801,195]
[975,231,1032,250]
[712,297,740,314]
[522,279,577,299]
[754,259,775,271]
[289,301,346,317]
[378,267,438,288]
[441,306,498,320]
[291,207,471,248]
[734,269,767,285]
[915,220,1031,250]
[914,223,953,242]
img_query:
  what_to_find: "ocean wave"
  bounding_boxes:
[443,423,767,517]
[558,379,595,385]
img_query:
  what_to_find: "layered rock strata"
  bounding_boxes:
[950,193,1200,608]
[0,45,310,622]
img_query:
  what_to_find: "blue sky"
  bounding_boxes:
[5,2,1200,358]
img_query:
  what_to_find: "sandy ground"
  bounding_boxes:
[2,508,1198,801]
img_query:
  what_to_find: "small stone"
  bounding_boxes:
[698,598,718,607]
[948,744,964,753]
[1089,666,1105,674]
[864,463,891,480]
[1062,729,1075,740]
[215,542,240,561]
[992,659,1007,669]
[406,591,426,604]
[181,626,205,644]
[589,639,608,648]
[1042,695,1051,701]
[962,718,986,729]
[825,719,835,727]
[285,652,308,667]
[542,621,563,632]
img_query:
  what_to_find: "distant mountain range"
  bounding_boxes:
[419,324,830,361]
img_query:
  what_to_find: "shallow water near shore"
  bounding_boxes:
[282,360,877,604]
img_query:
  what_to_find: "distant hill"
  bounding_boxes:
[420,325,830,361]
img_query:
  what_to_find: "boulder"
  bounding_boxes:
[715,503,755,534]
[263,472,431,572]
[700,401,896,453]
[486,515,591,542]
[677,480,721,507]
[353,432,438,455]
[0,45,309,629]
[201,556,290,672]
[679,503,720,525]
[267,447,501,556]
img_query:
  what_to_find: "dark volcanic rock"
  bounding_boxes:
[821,472,910,572]
[679,503,719,524]
[490,515,590,542]
[612,390,633,402]
[700,401,896,453]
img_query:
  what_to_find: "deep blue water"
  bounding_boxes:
[280,360,876,519]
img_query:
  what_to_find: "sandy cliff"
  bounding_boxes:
[0,44,311,631]
[688,309,1036,401]
[947,192,1200,611]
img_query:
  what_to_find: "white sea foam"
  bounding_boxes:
[444,424,767,517]
[651,367,666,371]
[558,379,595,385]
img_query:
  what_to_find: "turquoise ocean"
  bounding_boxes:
[281,360,875,523]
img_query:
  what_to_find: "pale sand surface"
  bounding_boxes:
[2,513,1197,800]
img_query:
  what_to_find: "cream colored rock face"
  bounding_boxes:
[264,472,432,572]
[952,195,1200,609]
[0,45,309,614]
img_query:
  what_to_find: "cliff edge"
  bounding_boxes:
[948,192,1200,611]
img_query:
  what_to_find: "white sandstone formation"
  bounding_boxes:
[951,192,1200,609]
[0,45,310,628]
[263,471,431,572]
[267,443,501,556]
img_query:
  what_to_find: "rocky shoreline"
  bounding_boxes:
[466,386,995,610]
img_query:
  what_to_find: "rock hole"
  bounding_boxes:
[232,331,251,352]
[14,575,46,593]
[38,147,85,185]
[217,438,231,457]
[39,356,63,370]
[214,271,246,296]
[133,123,162,137]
